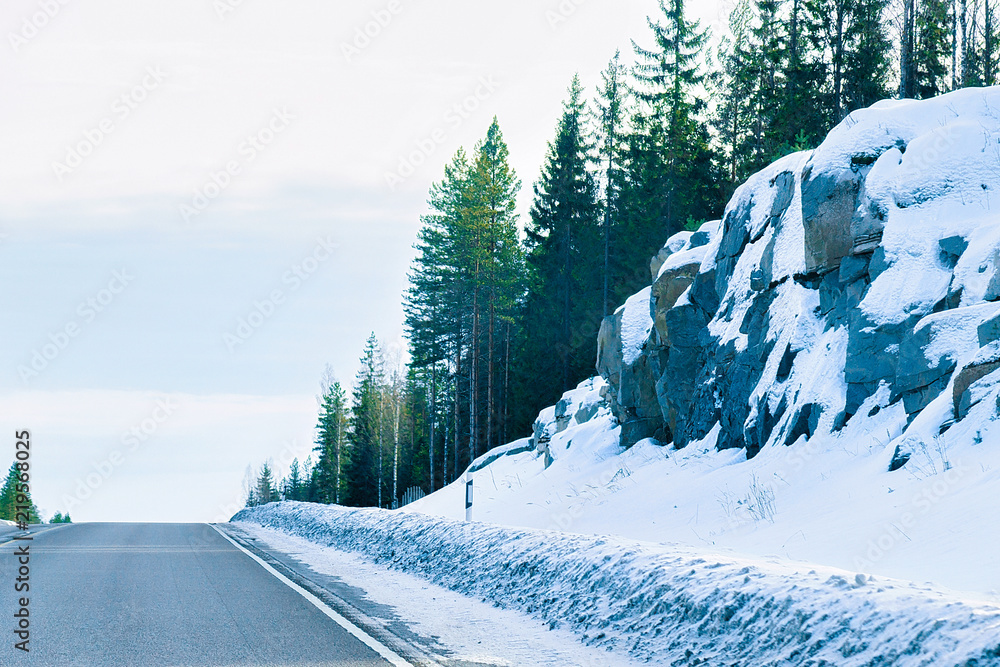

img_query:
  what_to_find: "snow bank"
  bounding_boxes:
[234,501,1000,666]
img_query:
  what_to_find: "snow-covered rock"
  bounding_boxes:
[600,87,1000,460]
[530,377,610,466]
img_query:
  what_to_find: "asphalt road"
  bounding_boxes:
[0,523,401,666]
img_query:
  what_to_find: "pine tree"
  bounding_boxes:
[405,149,473,488]
[803,0,891,121]
[712,0,759,190]
[466,118,523,458]
[404,121,524,477]
[964,0,1000,86]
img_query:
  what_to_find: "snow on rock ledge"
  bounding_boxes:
[233,501,1000,666]
[530,377,610,466]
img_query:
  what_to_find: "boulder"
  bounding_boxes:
[953,343,1000,420]
[939,235,969,267]
[649,232,693,281]
[978,312,1000,346]
[801,167,862,273]
[618,348,668,446]
[596,313,623,388]
[651,258,701,343]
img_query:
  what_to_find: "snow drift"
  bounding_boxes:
[234,502,1000,666]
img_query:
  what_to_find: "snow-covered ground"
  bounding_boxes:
[237,522,644,667]
[406,379,1000,599]
[235,499,1000,666]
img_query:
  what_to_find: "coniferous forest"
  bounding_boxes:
[246,0,1000,509]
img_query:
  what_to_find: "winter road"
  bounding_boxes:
[0,523,404,666]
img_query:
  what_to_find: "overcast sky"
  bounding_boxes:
[0,0,729,522]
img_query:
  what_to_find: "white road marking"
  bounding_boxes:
[210,523,416,667]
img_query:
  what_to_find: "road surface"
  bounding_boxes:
[0,523,404,666]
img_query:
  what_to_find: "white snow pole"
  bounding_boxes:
[464,473,473,522]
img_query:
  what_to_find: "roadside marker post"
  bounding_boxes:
[465,474,473,522]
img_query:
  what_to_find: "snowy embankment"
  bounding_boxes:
[234,501,1000,666]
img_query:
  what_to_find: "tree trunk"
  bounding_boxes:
[563,215,572,390]
[428,364,436,492]
[961,0,969,85]
[987,0,996,85]
[901,0,917,97]
[503,321,510,446]
[834,3,845,119]
[335,412,343,505]
[393,380,400,506]
[470,279,479,463]
[454,336,461,480]
[602,110,615,319]
[443,380,450,486]
[487,299,495,454]
[377,390,384,509]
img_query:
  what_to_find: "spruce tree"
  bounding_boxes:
[313,381,348,504]
[344,334,385,507]
[620,0,721,305]
[915,0,954,97]
[0,463,40,524]
[515,75,602,430]
[253,462,277,505]
[841,0,892,111]
[593,52,630,319]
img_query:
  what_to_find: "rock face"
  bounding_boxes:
[597,88,1000,462]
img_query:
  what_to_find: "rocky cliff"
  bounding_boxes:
[597,87,1000,465]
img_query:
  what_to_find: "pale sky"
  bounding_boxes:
[0,0,728,521]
